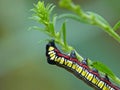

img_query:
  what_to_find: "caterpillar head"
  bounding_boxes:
[46,40,56,65]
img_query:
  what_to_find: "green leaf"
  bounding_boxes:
[46,3,55,15]
[86,12,110,26]
[61,21,67,46]
[113,21,120,31]
[31,1,55,26]
[28,26,51,35]
[28,26,44,31]
[58,14,89,24]
[52,15,57,26]
[29,15,41,22]
[48,23,55,35]
[92,61,116,82]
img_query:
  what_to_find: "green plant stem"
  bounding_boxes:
[78,12,120,43]
[31,1,120,85]
[59,0,120,43]
[83,13,120,43]
[46,24,84,60]
[59,0,120,84]
[116,77,120,84]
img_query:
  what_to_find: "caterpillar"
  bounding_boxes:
[46,40,120,90]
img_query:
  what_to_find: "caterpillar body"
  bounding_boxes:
[46,40,120,90]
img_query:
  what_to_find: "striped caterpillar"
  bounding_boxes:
[46,40,120,90]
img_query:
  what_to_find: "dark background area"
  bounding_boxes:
[0,0,120,90]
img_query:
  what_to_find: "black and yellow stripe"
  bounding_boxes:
[46,40,120,90]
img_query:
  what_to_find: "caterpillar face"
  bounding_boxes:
[46,40,120,90]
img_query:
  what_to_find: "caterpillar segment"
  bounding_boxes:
[46,40,120,90]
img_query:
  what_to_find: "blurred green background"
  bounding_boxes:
[0,0,120,90]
